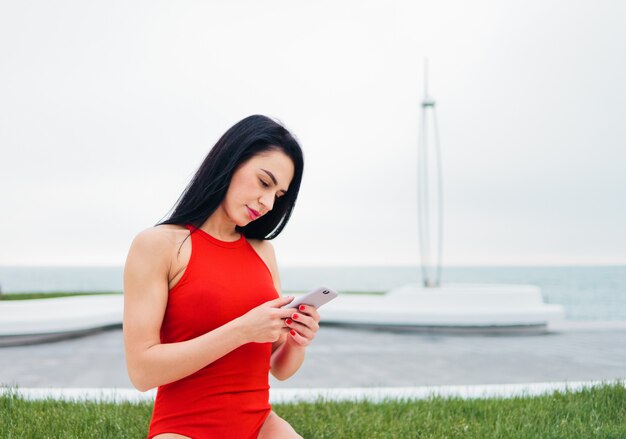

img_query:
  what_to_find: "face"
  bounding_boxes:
[222,149,295,227]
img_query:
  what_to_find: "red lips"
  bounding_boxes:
[246,206,261,220]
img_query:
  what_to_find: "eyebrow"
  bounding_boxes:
[261,168,288,194]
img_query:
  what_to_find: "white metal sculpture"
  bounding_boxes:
[417,58,443,287]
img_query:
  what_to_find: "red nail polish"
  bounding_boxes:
[292,314,298,320]
[299,305,306,311]
[290,330,296,336]
[286,319,292,325]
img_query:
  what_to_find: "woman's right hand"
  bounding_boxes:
[236,295,296,343]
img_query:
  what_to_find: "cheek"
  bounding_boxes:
[226,176,257,205]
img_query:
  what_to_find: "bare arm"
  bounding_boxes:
[123,228,294,392]
[252,241,320,381]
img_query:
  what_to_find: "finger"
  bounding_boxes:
[285,318,317,339]
[288,328,309,346]
[288,312,319,332]
[267,295,295,308]
[295,304,320,322]
[278,308,299,319]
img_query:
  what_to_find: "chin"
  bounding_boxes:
[236,217,249,227]
[240,216,255,227]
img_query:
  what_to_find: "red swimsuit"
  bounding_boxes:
[148,224,279,439]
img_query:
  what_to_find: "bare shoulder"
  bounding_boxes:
[248,239,276,265]
[132,224,188,248]
[130,226,164,252]
[126,225,190,274]
[248,239,274,254]
[247,239,281,290]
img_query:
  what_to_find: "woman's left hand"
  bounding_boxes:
[284,304,320,347]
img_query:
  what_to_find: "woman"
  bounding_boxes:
[123,115,318,439]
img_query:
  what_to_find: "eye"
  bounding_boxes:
[259,179,270,188]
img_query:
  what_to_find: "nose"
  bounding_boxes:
[259,193,274,213]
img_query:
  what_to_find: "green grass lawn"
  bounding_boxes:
[1,383,624,438]
[0,292,122,301]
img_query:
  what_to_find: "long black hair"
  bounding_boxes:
[156,115,304,240]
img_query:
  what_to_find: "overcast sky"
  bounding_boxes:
[1,0,625,267]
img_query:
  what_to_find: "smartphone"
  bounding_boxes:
[282,286,339,309]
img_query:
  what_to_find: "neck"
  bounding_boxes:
[200,206,240,240]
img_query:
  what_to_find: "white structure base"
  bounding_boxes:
[317,283,565,329]
[0,283,565,344]
[0,295,123,343]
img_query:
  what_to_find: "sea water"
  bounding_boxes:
[0,265,624,321]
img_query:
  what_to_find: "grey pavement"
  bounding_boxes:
[1,323,625,390]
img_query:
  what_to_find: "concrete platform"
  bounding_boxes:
[1,323,625,390]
